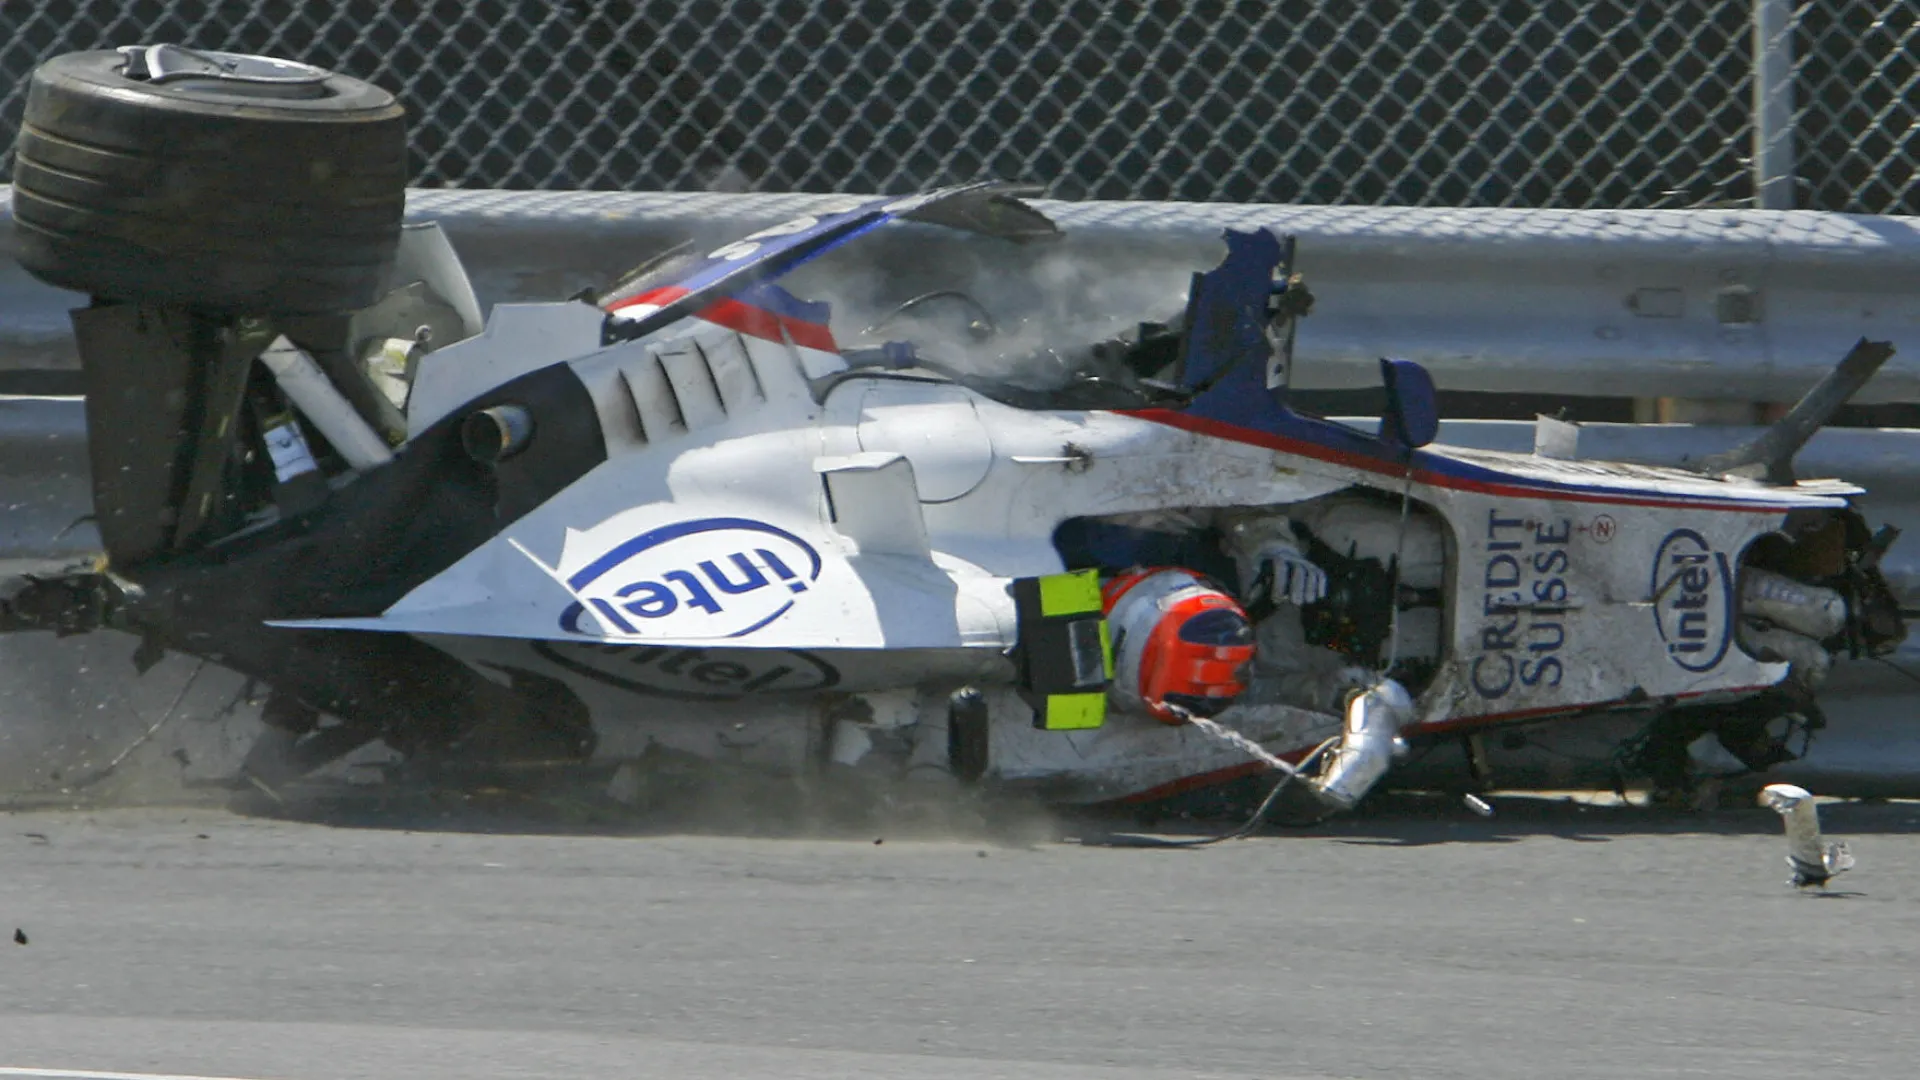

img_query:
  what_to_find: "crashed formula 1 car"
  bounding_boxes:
[2,48,1908,815]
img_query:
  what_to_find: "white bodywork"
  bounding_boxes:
[275,270,1856,801]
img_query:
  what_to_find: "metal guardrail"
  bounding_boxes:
[8,187,1920,405]
[0,395,90,567]
[10,188,1920,586]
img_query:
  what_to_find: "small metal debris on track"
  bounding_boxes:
[1760,783,1856,888]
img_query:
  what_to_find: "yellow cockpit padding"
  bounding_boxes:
[1040,691,1107,731]
[1037,568,1103,617]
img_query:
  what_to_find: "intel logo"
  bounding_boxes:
[533,642,840,700]
[1650,528,1733,673]
[560,517,822,639]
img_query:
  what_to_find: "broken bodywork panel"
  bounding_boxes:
[1,182,1906,815]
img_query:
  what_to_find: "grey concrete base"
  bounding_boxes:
[0,629,264,802]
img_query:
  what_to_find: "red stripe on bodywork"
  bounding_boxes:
[607,286,837,353]
[1123,408,1804,513]
[697,295,838,352]
[605,286,690,312]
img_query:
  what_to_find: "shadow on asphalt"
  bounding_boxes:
[225,771,1070,848]
[210,771,1920,849]
[1125,788,1920,846]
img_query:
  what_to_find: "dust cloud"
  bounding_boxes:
[787,236,1210,388]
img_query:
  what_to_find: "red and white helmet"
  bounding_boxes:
[1102,568,1256,724]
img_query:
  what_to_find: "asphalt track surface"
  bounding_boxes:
[2,793,1919,1080]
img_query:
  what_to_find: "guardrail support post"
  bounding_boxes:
[1752,0,1797,210]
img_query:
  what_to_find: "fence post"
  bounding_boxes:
[1752,0,1797,209]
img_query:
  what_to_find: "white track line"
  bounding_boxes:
[0,1060,276,1068]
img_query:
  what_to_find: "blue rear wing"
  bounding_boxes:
[601,181,1058,346]
[1176,228,1438,464]
[1176,228,1291,419]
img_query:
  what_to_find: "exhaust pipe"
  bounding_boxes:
[1309,678,1413,810]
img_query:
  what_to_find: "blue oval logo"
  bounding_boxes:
[559,517,823,639]
[1650,528,1733,672]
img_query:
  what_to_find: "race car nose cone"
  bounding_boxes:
[462,404,535,463]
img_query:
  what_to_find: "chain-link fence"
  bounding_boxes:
[1,1,1915,212]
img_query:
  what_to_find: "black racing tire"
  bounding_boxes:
[10,48,407,314]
